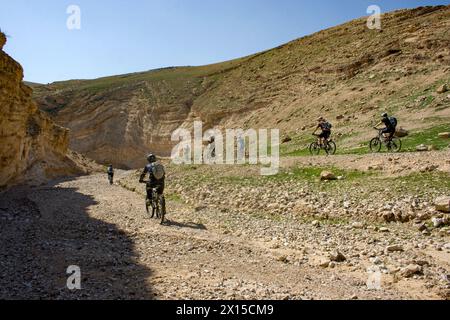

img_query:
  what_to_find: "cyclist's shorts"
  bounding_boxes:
[146,182,165,195]
[319,131,331,139]
[382,128,395,135]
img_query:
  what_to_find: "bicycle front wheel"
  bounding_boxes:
[369,138,382,153]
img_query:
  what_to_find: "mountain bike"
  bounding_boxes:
[309,134,337,155]
[369,128,402,153]
[142,182,166,225]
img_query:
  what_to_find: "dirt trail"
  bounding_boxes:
[1,164,448,300]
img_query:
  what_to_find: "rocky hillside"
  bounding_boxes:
[0,32,97,189]
[33,6,450,168]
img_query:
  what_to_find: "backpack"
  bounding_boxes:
[151,163,165,181]
[389,117,398,128]
[323,122,333,131]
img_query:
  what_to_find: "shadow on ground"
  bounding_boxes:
[164,219,207,231]
[0,178,154,300]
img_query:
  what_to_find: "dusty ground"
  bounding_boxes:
[0,152,449,300]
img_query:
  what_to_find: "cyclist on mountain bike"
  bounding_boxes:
[313,117,332,146]
[375,113,397,141]
[107,164,114,185]
[139,154,166,208]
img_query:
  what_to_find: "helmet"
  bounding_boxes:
[147,153,157,163]
[381,113,388,118]
[317,117,325,122]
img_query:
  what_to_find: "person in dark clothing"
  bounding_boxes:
[107,165,114,185]
[139,154,166,206]
[375,113,397,141]
[313,117,332,145]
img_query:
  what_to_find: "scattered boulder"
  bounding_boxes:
[436,84,448,94]
[383,212,396,223]
[400,264,422,278]
[394,128,409,138]
[438,132,450,139]
[432,217,445,228]
[320,171,337,181]
[385,245,404,254]
[329,250,347,262]
[318,258,331,268]
[352,222,365,229]
[416,144,429,152]
[435,196,450,213]
[428,145,438,151]
[312,220,321,227]
[379,227,390,233]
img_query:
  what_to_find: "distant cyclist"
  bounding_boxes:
[139,153,166,212]
[107,164,114,185]
[313,117,333,146]
[375,113,397,141]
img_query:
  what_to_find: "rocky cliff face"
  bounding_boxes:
[0,32,93,189]
[33,6,450,168]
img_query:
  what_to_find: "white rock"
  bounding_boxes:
[435,196,450,213]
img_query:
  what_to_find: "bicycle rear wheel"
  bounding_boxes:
[309,142,321,155]
[369,138,382,153]
[326,141,337,155]
[159,196,166,225]
[145,196,151,215]
[390,138,402,153]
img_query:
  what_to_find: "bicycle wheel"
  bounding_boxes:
[152,194,158,219]
[326,141,337,155]
[369,138,382,153]
[159,196,166,225]
[309,142,321,155]
[390,138,402,153]
[145,196,151,215]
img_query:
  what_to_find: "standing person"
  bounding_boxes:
[107,164,114,185]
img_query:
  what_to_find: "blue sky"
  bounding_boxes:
[0,0,448,83]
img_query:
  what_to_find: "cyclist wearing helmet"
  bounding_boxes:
[139,154,166,205]
[313,117,332,145]
[375,113,396,141]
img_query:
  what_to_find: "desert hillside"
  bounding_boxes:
[33,6,450,168]
[0,32,98,189]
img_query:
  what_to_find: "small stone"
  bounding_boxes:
[352,222,364,229]
[385,245,404,253]
[318,258,331,268]
[438,132,450,139]
[379,227,390,233]
[436,84,448,94]
[416,144,429,152]
[320,171,337,181]
[432,217,445,228]
[329,250,346,262]
[312,220,320,227]
[435,196,450,213]
[400,264,422,278]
